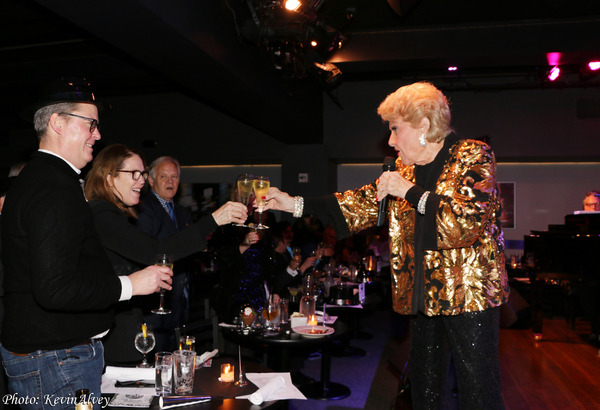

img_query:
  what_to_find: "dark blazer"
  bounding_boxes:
[136,192,193,240]
[1,152,121,353]
[89,199,217,362]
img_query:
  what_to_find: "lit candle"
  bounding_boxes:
[220,363,234,382]
[307,314,318,326]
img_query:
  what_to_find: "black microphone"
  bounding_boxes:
[376,156,397,227]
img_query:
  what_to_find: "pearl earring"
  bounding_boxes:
[419,133,427,147]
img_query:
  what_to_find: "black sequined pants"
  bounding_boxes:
[409,307,505,410]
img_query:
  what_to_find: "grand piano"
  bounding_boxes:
[523,212,600,339]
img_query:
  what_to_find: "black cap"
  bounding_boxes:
[22,76,111,122]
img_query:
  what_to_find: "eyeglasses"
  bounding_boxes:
[115,169,149,181]
[59,112,99,132]
[584,202,600,208]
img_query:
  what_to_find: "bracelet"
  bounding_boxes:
[417,191,430,215]
[293,196,304,218]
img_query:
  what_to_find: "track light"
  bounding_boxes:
[588,61,600,71]
[547,66,560,81]
[284,0,302,11]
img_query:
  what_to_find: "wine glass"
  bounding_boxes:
[262,294,280,335]
[152,253,173,314]
[234,173,254,227]
[134,323,156,368]
[252,176,270,229]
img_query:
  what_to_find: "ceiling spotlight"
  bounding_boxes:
[447,66,458,72]
[588,61,600,71]
[284,0,302,11]
[547,66,560,81]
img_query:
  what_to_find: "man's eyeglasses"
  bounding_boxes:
[584,202,600,208]
[59,112,99,133]
[115,169,149,181]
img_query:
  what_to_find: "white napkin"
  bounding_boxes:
[236,373,305,404]
[104,366,155,383]
[197,349,218,365]
[249,376,285,405]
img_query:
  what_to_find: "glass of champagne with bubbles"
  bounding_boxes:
[252,175,270,229]
[152,253,173,314]
[234,173,254,227]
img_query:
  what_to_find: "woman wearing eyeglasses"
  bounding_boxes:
[84,144,248,364]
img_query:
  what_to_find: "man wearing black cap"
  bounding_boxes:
[0,77,173,409]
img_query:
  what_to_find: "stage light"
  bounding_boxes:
[447,66,458,72]
[284,0,302,11]
[588,61,600,71]
[310,40,318,47]
[547,66,560,81]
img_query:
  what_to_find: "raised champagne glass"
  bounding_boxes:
[152,253,173,314]
[234,173,254,227]
[252,175,270,229]
[134,323,156,368]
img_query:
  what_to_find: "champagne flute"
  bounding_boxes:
[252,176,270,229]
[152,253,173,314]
[234,173,254,227]
[134,323,156,368]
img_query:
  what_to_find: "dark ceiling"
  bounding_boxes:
[2,0,600,145]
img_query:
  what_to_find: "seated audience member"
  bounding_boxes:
[84,144,247,363]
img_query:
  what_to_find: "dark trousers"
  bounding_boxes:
[409,307,505,410]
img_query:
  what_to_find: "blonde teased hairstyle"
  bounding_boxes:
[377,82,453,143]
[85,144,145,218]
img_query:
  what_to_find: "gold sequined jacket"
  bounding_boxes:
[334,139,509,316]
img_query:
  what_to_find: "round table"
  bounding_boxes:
[221,321,351,400]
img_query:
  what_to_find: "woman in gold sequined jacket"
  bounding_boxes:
[265,82,508,409]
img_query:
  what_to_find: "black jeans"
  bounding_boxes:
[409,307,505,410]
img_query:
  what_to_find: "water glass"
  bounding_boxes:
[173,350,196,395]
[155,352,173,396]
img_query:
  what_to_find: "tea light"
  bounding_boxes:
[307,314,318,326]
[220,363,234,382]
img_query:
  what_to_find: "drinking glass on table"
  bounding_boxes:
[152,253,173,314]
[252,175,270,229]
[262,294,280,335]
[155,352,173,396]
[234,173,254,227]
[134,323,156,368]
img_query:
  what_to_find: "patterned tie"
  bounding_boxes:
[167,201,177,227]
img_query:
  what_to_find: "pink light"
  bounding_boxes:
[447,66,458,71]
[548,66,560,81]
[546,52,561,66]
[588,61,600,71]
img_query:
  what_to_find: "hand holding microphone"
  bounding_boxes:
[376,156,397,227]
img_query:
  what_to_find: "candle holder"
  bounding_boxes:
[220,363,235,383]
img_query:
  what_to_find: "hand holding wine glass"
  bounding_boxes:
[234,173,254,227]
[152,253,173,315]
[252,175,270,229]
